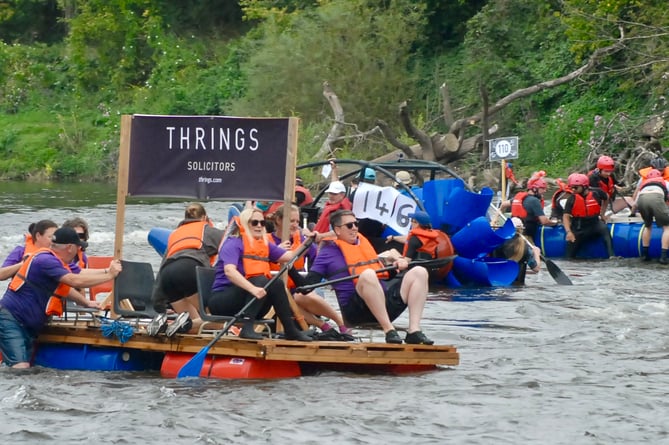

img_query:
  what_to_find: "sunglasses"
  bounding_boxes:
[249,219,266,227]
[338,221,359,229]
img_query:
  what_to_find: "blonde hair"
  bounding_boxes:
[239,208,267,245]
[185,203,207,220]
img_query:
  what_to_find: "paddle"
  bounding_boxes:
[176,234,316,379]
[441,164,573,286]
[293,256,456,294]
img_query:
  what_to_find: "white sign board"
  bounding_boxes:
[352,182,417,234]
[489,136,519,161]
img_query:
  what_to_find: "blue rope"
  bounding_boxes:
[100,318,135,344]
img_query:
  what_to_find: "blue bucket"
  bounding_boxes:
[451,216,516,259]
[451,256,520,287]
[439,187,495,234]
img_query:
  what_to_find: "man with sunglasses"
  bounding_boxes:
[296,210,434,345]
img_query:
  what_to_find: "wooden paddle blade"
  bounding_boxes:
[176,345,210,378]
[543,256,573,285]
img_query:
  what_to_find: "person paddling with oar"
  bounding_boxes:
[293,209,434,345]
[207,208,312,342]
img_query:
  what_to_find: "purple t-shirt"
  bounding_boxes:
[0,252,70,334]
[212,237,287,290]
[310,239,387,308]
[2,245,26,267]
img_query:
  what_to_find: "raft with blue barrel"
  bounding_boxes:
[535,219,663,259]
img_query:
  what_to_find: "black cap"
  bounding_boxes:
[52,227,88,249]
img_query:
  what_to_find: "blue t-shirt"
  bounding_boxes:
[212,236,286,290]
[1,252,70,334]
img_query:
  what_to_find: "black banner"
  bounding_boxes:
[128,115,290,200]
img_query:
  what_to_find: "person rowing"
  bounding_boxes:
[294,209,434,345]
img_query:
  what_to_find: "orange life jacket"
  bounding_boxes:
[551,179,571,213]
[334,235,389,282]
[239,224,272,279]
[567,191,601,218]
[511,192,544,220]
[24,234,38,257]
[8,248,72,317]
[165,220,216,265]
[639,166,669,181]
[589,170,616,199]
[295,185,314,206]
[402,227,439,258]
[639,176,669,201]
[267,231,305,288]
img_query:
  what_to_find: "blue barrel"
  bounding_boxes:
[34,343,163,371]
[449,256,519,287]
[535,221,663,258]
[451,216,516,259]
[148,227,171,256]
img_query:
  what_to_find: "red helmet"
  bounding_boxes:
[527,177,547,189]
[597,155,615,171]
[568,173,589,187]
[647,169,663,179]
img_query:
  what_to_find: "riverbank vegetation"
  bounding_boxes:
[0,0,667,184]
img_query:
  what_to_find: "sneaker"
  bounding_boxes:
[146,313,167,337]
[166,312,191,338]
[339,332,356,342]
[405,330,434,345]
[385,329,403,344]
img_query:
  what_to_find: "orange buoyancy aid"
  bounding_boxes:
[295,185,314,206]
[511,192,545,220]
[551,179,571,212]
[8,248,72,317]
[24,234,38,257]
[639,176,669,201]
[239,225,272,279]
[267,231,304,288]
[334,236,389,282]
[568,191,601,218]
[402,227,439,258]
[165,220,216,265]
[589,170,616,198]
[639,166,669,181]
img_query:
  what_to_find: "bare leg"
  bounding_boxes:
[12,362,30,369]
[399,266,429,333]
[294,291,345,327]
[642,225,651,247]
[661,225,669,249]
[170,294,203,333]
[355,269,394,332]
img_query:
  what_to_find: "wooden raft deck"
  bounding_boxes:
[39,321,459,367]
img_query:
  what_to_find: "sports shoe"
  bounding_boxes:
[339,332,356,342]
[146,313,167,336]
[385,329,403,344]
[405,330,434,345]
[166,312,191,338]
[315,329,344,341]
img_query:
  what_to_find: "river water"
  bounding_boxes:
[1,182,668,444]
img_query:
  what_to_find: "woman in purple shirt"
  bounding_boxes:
[208,208,312,342]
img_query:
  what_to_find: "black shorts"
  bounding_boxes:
[341,278,407,325]
[157,257,200,303]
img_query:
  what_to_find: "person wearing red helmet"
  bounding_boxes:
[563,173,615,258]
[634,167,669,264]
[510,171,557,239]
[588,155,624,220]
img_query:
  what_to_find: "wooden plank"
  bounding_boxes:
[38,324,459,367]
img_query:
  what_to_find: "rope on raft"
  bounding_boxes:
[100,318,135,344]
